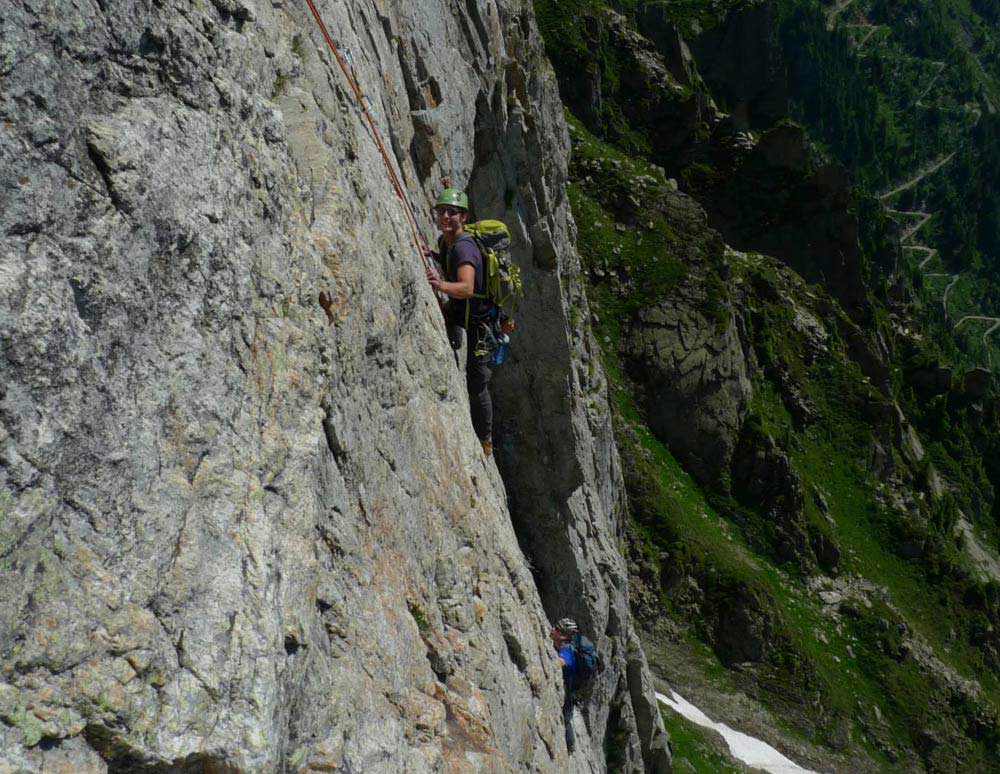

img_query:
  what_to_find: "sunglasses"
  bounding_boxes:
[434,206,463,216]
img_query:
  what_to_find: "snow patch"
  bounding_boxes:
[656,690,824,774]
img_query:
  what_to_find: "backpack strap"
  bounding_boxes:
[461,234,495,328]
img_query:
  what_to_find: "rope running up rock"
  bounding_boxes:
[302,0,444,303]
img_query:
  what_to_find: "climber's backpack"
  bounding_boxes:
[464,220,523,326]
[571,634,599,685]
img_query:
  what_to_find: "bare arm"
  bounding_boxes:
[426,263,475,299]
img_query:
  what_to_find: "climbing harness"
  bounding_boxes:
[302,0,443,304]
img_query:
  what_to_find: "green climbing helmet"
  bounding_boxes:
[435,188,469,210]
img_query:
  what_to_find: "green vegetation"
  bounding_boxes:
[408,604,431,633]
[658,703,748,773]
[608,244,1000,768]
[566,126,1000,764]
[534,0,648,154]
[272,72,290,98]
[566,114,729,330]
[774,0,1000,367]
[536,0,1000,769]
[777,3,913,188]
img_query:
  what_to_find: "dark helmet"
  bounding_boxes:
[556,618,578,636]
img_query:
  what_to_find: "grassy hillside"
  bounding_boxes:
[534,1,1000,770]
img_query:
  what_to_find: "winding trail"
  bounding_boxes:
[844,24,885,51]
[904,244,938,270]
[925,273,960,317]
[915,62,947,102]
[825,0,855,31]
[943,275,961,317]
[888,207,958,315]
[887,209,934,242]
[855,13,996,359]
[954,315,1000,345]
[879,60,964,319]
[878,153,956,200]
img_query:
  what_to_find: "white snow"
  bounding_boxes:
[656,690,824,774]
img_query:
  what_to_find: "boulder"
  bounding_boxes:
[707,585,775,665]
[909,365,954,395]
[963,367,993,399]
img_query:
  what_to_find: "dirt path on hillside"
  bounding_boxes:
[854,24,882,50]
[955,315,1000,343]
[825,0,855,30]
[915,62,946,102]
[890,209,958,314]
[862,15,996,360]
[926,273,961,317]
[887,209,935,242]
[943,275,961,317]
[879,153,956,200]
[903,245,938,270]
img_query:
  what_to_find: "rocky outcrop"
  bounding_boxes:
[705,584,776,666]
[547,6,717,169]
[628,4,871,324]
[688,131,872,324]
[684,1,788,130]
[963,367,993,399]
[620,196,751,487]
[0,0,667,771]
[604,11,716,161]
[909,365,955,396]
[731,425,811,566]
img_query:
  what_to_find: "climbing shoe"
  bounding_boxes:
[481,439,493,457]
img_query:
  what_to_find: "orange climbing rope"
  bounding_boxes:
[302,0,440,286]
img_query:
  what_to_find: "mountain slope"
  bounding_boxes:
[535,1,1000,771]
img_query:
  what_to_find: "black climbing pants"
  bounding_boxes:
[563,691,576,752]
[448,315,493,442]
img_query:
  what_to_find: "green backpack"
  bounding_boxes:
[464,220,523,326]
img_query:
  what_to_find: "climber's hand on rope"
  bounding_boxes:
[426,266,443,291]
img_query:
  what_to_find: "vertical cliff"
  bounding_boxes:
[0,0,668,771]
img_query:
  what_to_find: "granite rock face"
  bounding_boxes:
[620,195,752,487]
[0,1,667,772]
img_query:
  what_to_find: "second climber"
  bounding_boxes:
[425,188,496,457]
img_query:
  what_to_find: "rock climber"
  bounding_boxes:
[551,617,579,753]
[425,188,495,457]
